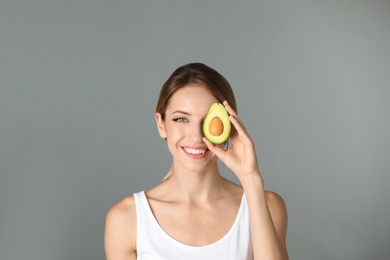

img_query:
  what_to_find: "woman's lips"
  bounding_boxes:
[182,146,210,159]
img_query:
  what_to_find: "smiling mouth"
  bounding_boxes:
[183,147,209,155]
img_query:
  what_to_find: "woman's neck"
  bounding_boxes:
[163,163,226,203]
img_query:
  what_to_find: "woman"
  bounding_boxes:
[105,63,289,259]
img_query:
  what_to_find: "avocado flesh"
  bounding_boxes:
[203,103,231,144]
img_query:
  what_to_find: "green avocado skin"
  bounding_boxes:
[203,103,231,144]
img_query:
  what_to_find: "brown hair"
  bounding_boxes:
[156,63,237,120]
[156,63,237,181]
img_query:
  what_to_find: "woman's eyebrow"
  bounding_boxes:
[171,110,192,116]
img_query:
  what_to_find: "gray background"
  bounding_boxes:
[1,0,389,259]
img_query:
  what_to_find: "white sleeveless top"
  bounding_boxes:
[133,191,253,260]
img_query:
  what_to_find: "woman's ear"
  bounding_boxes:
[155,112,167,139]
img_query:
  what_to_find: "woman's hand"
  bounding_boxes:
[203,101,262,182]
[205,101,289,260]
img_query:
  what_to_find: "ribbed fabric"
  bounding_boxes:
[133,191,253,260]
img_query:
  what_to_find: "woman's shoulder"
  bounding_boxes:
[105,194,139,234]
[264,190,286,204]
[104,195,137,257]
[264,190,288,233]
[107,195,137,220]
[264,190,287,213]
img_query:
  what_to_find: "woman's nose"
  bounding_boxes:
[189,122,204,142]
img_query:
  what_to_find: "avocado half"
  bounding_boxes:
[203,103,231,144]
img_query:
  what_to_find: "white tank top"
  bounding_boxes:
[133,191,253,260]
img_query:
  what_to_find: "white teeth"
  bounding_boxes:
[185,148,206,154]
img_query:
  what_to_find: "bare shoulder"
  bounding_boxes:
[104,196,137,260]
[106,195,137,227]
[107,195,137,216]
[265,190,288,239]
[265,191,287,209]
[265,190,288,220]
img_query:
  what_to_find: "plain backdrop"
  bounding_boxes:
[1,1,389,259]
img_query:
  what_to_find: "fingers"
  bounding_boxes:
[223,100,238,119]
[223,101,250,141]
[202,137,227,160]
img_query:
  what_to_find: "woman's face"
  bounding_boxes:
[156,84,220,173]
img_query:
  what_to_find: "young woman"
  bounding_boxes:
[104,63,289,260]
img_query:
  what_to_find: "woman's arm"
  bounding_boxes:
[104,196,137,260]
[241,174,289,259]
[203,101,289,260]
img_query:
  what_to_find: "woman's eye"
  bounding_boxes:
[173,117,187,122]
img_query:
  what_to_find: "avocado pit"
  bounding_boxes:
[209,117,224,136]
